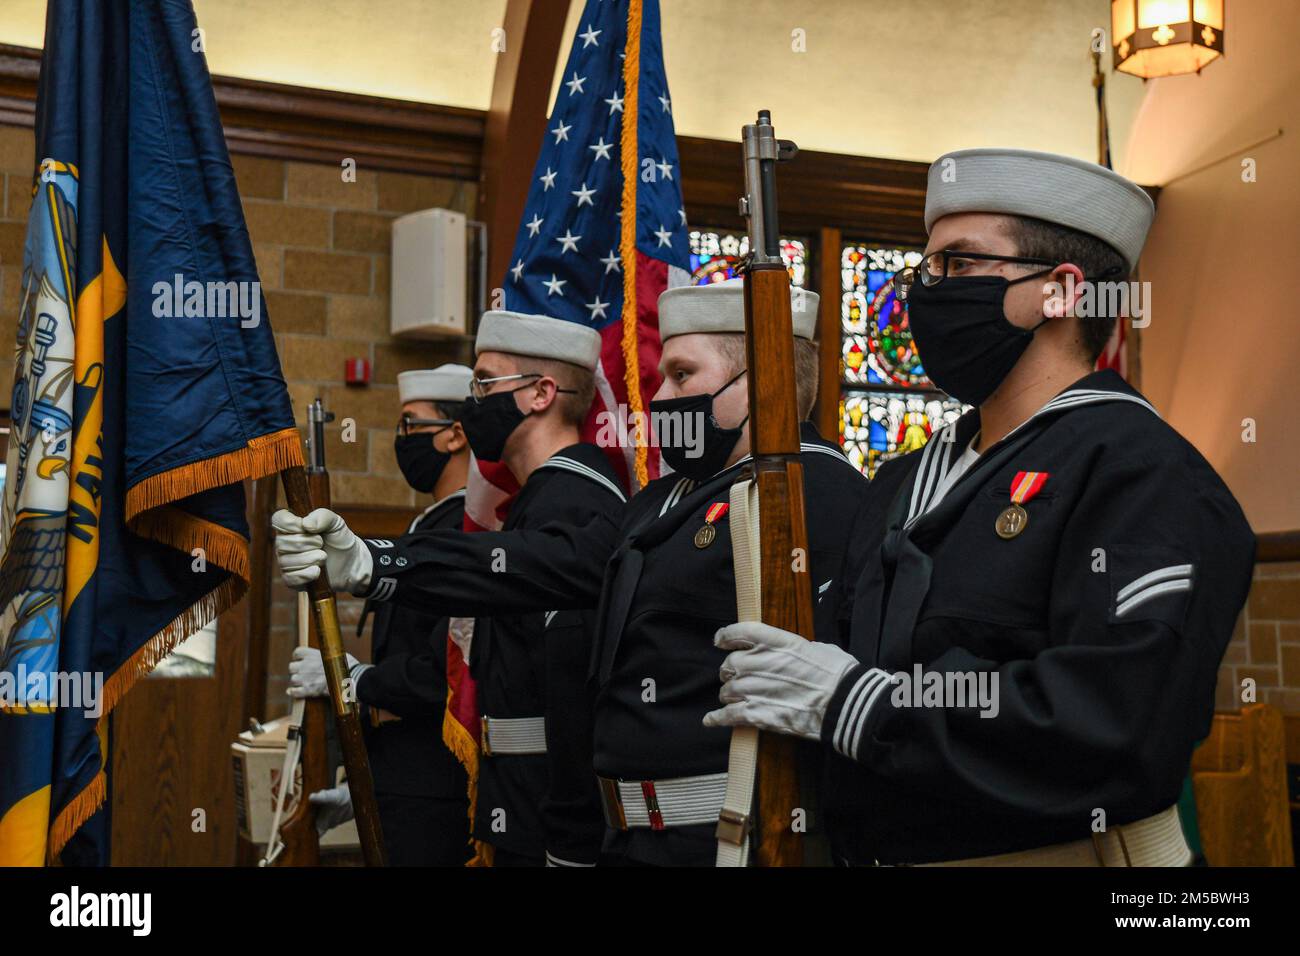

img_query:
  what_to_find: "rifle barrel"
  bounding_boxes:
[280,463,387,867]
[738,109,816,867]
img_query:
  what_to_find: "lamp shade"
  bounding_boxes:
[1111,0,1225,78]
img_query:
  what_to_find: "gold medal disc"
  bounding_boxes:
[694,524,717,549]
[995,503,1029,539]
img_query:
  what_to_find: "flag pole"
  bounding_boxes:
[1091,32,1112,169]
[279,464,387,867]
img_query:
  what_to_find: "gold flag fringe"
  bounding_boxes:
[99,574,247,718]
[47,770,105,863]
[129,506,252,582]
[619,0,648,491]
[125,427,303,524]
[443,697,494,866]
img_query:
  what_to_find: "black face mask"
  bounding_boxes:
[394,431,452,493]
[905,273,1052,406]
[650,368,748,480]
[459,388,529,462]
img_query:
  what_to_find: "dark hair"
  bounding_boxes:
[432,399,467,422]
[1003,215,1129,363]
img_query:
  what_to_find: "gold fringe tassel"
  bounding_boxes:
[442,705,494,866]
[124,427,303,523]
[99,575,247,718]
[47,771,105,863]
[619,0,648,491]
[129,506,252,582]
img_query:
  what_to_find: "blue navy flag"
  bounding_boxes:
[0,0,301,865]
[499,0,690,490]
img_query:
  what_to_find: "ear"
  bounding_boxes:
[525,376,560,414]
[446,421,469,454]
[1040,264,1085,319]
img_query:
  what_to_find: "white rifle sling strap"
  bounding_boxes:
[716,479,762,867]
[260,591,311,866]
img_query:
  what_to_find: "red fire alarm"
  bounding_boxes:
[345,357,371,385]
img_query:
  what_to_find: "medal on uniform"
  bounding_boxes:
[995,471,1049,540]
[695,502,729,549]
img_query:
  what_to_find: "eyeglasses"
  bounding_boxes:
[395,416,454,437]
[469,372,577,403]
[895,250,1059,301]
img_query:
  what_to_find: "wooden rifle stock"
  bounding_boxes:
[739,112,814,867]
[268,528,329,865]
[272,398,386,866]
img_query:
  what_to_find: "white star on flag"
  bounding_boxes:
[543,274,567,296]
[551,119,572,143]
[600,249,621,274]
[510,259,525,282]
[605,92,624,114]
[565,72,587,95]
[579,25,601,47]
[658,94,671,112]
[589,137,613,161]
[656,158,674,180]
[526,214,544,237]
[555,229,582,254]
[585,297,610,320]
[572,182,597,207]
[654,224,673,247]
[678,207,687,225]
[539,167,557,190]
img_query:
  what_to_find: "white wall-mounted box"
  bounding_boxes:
[390,207,466,338]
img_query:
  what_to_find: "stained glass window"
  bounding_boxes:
[840,242,969,478]
[689,229,807,287]
[840,391,966,478]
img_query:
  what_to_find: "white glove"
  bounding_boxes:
[272,508,373,594]
[702,621,859,742]
[309,783,354,836]
[287,645,360,699]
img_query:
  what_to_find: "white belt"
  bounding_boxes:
[922,805,1191,867]
[479,715,546,756]
[598,772,729,830]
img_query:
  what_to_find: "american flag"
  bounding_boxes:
[505,0,689,487]
[443,0,690,861]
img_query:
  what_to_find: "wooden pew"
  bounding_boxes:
[1190,704,1294,866]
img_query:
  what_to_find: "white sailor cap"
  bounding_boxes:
[475,310,602,371]
[658,278,819,341]
[397,364,473,405]
[924,147,1155,272]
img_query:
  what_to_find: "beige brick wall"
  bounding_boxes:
[1216,561,1300,714]
[231,152,478,714]
[232,152,478,510]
